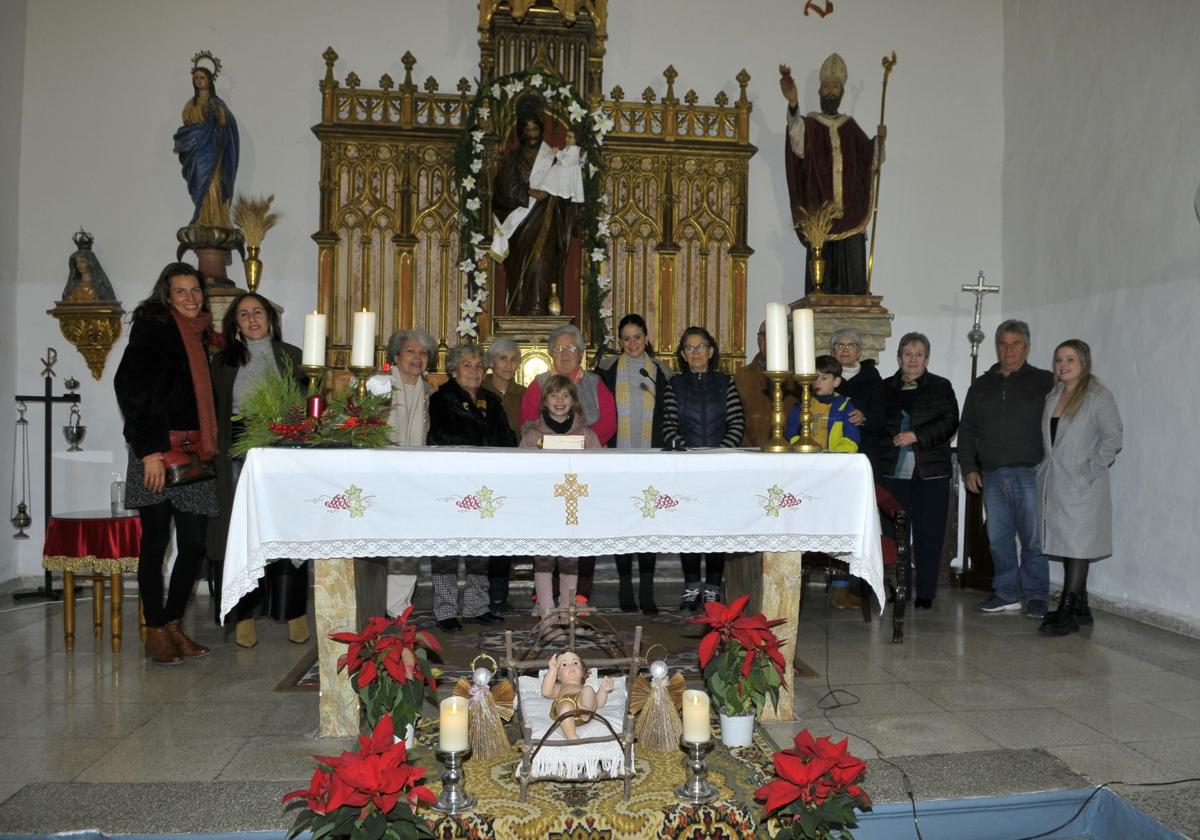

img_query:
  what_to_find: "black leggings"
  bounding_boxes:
[137,501,209,627]
[681,553,725,586]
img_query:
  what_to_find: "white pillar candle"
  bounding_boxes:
[350,310,377,368]
[792,308,815,375]
[681,689,711,743]
[438,696,469,752]
[301,311,327,367]
[765,303,789,372]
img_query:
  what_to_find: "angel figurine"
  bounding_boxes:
[451,654,515,759]
[629,656,686,752]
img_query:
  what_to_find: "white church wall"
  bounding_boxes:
[1003,0,1200,634]
[0,0,28,585]
[8,0,1004,579]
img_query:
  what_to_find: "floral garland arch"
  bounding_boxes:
[453,68,614,345]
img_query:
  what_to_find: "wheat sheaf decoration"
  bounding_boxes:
[234,193,279,249]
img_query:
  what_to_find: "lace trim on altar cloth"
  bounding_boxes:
[247,533,862,562]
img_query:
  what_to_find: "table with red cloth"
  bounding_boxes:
[41,509,141,652]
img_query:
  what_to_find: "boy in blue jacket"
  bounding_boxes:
[786,355,861,452]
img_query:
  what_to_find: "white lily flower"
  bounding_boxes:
[470,159,482,173]
[460,299,483,317]
[474,248,487,262]
[458,258,474,274]
[599,307,614,319]
[597,275,612,290]
[478,106,490,121]
[567,101,587,124]
[491,84,501,98]
[591,248,606,262]
[471,130,484,142]
[470,232,484,245]
[476,289,489,302]
[461,175,476,191]
[465,197,481,211]
[597,220,610,236]
[530,74,543,88]
[559,87,571,99]
[456,317,478,337]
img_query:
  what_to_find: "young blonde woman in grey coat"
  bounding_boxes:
[1036,339,1123,636]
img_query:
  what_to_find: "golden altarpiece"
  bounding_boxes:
[311,0,756,380]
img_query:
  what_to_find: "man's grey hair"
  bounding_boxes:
[896,331,930,357]
[386,329,435,361]
[486,337,521,365]
[445,342,485,376]
[995,319,1031,345]
[830,328,862,353]
[547,323,585,354]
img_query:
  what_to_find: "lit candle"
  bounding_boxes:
[792,308,815,375]
[765,303,789,372]
[681,689,711,743]
[302,311,327,367]
[439,696,469,752]
[350,310,377,368]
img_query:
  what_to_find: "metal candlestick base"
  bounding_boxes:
[349,365,372,404]
[762,370,793,452]
[791,373,821,453]
[674,738,719,804]
[432,748,476,815]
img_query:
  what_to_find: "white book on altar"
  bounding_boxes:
[541,434,586,450]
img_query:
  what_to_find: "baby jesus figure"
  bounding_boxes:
[540,650,614,739]
[533,129,585,204]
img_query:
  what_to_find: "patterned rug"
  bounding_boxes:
[278,607,816,691]
[403,717,772,839]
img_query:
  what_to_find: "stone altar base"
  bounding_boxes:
[792,293,893,361]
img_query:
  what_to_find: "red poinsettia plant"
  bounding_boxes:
[690,594,788,716]
[334,607,442,732]
[284,714,435,840]
[755,730,872,840]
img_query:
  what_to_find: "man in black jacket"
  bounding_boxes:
[958,320,1055,618]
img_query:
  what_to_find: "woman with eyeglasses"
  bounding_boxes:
[519,324,616,609]
[661,326,745,610]
[829,327,887,478]
[596,313,673,613]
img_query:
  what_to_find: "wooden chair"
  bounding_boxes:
[798,483,910,643]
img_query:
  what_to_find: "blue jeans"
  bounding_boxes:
[982,466,1048,603]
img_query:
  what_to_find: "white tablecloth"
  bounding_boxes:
[220,447,883,619]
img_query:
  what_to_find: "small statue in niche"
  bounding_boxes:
[174,51,239,230]
[61,229,116,302]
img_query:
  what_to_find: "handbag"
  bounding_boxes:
[162,430,215,486]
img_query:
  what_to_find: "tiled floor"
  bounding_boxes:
[0,580,1198,836]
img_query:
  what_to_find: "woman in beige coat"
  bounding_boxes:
[1036,339,1123,636]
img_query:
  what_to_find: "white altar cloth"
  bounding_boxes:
[220,447,883,619]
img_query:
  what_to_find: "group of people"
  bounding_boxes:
[114,260,1121,664]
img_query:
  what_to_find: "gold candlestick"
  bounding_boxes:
[791,373,821,453]
[763,370,793,453]
[349,365,372,404]
[301,364,327,419]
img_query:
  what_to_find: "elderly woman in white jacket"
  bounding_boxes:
[384,329,435,617]
[1037,339,1123,637]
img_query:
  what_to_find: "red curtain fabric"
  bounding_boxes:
[43,515,142,562]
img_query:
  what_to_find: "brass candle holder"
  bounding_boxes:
[762,371,794,453]
[674,737,719,804]
[791,372,821,453]
[349,365,373,404]
[301,364,326,418]
[432,747,476,815]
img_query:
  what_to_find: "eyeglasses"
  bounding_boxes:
[681,343,710,354]
[552,344,580,354]
[833,342,859,351]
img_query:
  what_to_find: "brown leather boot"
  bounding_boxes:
[165,619,210,658]
[145,626,184,666]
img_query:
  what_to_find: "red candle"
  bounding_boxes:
[306,394,326,419]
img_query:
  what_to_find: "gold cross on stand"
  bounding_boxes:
[554,473,589,526]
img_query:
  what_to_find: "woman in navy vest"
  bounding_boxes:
[661,326,745,610]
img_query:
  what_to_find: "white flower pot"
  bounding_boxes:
[718,712,755,747]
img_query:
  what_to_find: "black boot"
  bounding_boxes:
[1040,592,1079,637]
[680,581,702,612]
[616,555,637,612]
[1075,592,1093,626]
[638,555,658,615]
[618,575,637,612]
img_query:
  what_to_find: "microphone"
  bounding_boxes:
[639,368,656,390]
